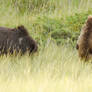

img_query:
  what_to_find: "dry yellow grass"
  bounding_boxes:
[0,43,91,92]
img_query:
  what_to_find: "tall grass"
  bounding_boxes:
[0,43,91,92]
[0,0,92,92]
[0,0,92,15]
[0,0,92,45]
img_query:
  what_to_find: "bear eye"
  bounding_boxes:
[76,44,79,50]
[89,49,92,54]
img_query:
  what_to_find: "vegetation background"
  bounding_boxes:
[0,0,92,92]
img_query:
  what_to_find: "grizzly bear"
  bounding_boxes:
[0,25,38,55]
[76,16,92,61]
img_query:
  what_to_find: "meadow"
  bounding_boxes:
[0,0,92,92]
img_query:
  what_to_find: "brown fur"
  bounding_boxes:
[76,16,92,61]
[0,25,38,55]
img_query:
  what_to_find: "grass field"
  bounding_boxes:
[0,43,92,92]
[0,0,92,92]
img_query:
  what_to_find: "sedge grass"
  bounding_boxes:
[0,43,91,92]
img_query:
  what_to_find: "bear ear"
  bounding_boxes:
[86,15,92,26]
[17,25,29,36]
[88,15,92,19]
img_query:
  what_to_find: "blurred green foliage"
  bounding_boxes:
[0,0,92,47]
[32,10,92,46]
